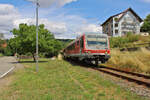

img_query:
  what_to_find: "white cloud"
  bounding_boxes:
[0,4,20,38]
[14,18,68,34]
[14,15,102,39]
[0,3,102,39]
[27,0,77,8]
[78,24,102,34]
[73,24,102,39]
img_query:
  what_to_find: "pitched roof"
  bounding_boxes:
[101,8,143,26]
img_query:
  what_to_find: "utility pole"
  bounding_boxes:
[36,0,39,72]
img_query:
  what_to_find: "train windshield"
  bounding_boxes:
[86,35,108,50]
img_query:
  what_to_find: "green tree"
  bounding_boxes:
[141,14,150,33]
[9,23,63,61]
[0,33,5,53]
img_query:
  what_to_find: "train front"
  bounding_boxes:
[84,34,110,65]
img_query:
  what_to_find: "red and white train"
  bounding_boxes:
[63,34,110,65]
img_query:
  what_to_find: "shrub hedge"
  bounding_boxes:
[110,32,140,48]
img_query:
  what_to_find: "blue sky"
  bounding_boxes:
[0,0,150,38]
[64,0,150,21]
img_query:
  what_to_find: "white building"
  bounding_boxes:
[101,8,143,37]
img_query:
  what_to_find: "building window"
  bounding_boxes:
[115,30,118,35]
[115,23,118,27]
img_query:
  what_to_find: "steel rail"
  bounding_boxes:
[100,65,150,79]
[94,67,150,87]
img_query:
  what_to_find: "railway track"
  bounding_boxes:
[67,59,150,88]
[94,65,150,87]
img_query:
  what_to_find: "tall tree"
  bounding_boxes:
[9,23,63,61]
[141,14,150,33]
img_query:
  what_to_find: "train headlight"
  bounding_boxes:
[88,51,91,53]
[105,51,108,54]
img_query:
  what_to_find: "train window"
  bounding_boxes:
[68,46,71,50]
[80,38,83,48]
[70,45,72,50]
[67,42,77,50]
[77,41,79,46]
[71,45,73,50]
[86,35,107,49]
[73,43,75,49]
[70,43,75,50]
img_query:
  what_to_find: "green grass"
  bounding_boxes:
[0,53,3,57]
[0,59,148,100]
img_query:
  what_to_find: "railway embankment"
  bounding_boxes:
[107,34,150,75]
[105,48,150,75]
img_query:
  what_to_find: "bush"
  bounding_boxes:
[126,32,139,42]
[25,52,32,56]
[110,32,140,48]
[3,47,13,56]
[39,53,46,58]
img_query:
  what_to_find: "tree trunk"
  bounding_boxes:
[32,53,36,62]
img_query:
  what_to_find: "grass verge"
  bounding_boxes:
[0,59,148,100]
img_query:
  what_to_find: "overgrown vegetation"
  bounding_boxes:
[106,48,150,74]
[108,32,150,74]
[109,32,150,48]
[8,24,63,61]
[0,59,148,100]
[110,32,140,48]
[0,24,74,59]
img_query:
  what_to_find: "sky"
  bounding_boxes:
[0,0,150,39]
